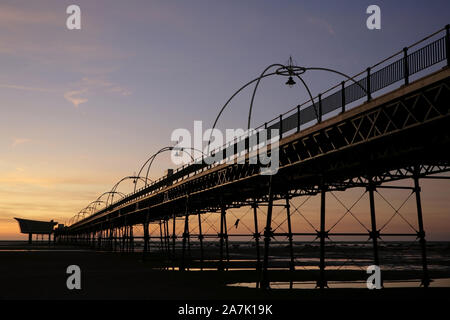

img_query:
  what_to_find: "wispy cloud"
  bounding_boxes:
[0,4,60,27]
[64,77,131,107]
[307,17,335,35]
[0,83,54,93]
[64,89,88,108]
[80,77,132,96]
[11,138,31,147]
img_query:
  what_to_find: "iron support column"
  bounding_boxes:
[219,204,226,271]
[130,225,134,252]
[414,174,430,287]
[187,217,192,265]
[253,201,261,288]
[317,184,328,289]
[368,181,380,266]
[163,219,169,255]
[172,212,177,270]
[224,209,229,271]
[109,225,113,251]
[261,176,274,290]
[157,221,163,252]
[143,222,149,260]
[181,215,189,271]
[181,197,189,271]
[285,195,295,289]
[114,228,117,252]
[121,226,125,252]
[198,211,204,271]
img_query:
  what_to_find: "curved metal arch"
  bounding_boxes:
[135,146,199,192]
[83,200,105,217]
[206,71,278,153]
[76,207,91,220]
[72,210,85,224]
[107,176,150,206]
[68,215,77,225]
[207,66,316,153]
[175,146,205,161]
[95,191,126,207]
[248,64,284,130]
[136,146,173,187]
[70,216,77,225]
[143,147,196,190]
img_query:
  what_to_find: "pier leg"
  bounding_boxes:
[261,176,274,290]
[124,226,128,252]
[224,209,229,271]
[130,225,134,252]
[166,219,171,257]
[285,195,295,289]
[172,212,176,270]
[148,224,151,253]
[143,222,149,260]
[317,185,328,289]
[163,220,167,255]
[253,202,261,288]
[187,219,192,269]
[109,227,113,251]
[124,227,128,252]
[28,233,32,244]
[368,181,380,266]
[121,226,125,252]
[181,197,189,271]
[114,228,117,252]
[414,173,430,287]
[181,214,189,271]
[219,204,226,271]
[158,221,163,253]
[198,211,204,271]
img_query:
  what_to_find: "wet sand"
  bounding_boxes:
[1,242,449,300]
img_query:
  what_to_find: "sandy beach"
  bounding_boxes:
[0,241,449,300]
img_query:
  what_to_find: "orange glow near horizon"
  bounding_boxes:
[2,174,449,241]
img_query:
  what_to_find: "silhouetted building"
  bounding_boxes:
[14,218,57,244]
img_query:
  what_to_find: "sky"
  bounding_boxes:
[0,0,449,240]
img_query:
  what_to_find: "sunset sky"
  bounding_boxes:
[0,0,449,240]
